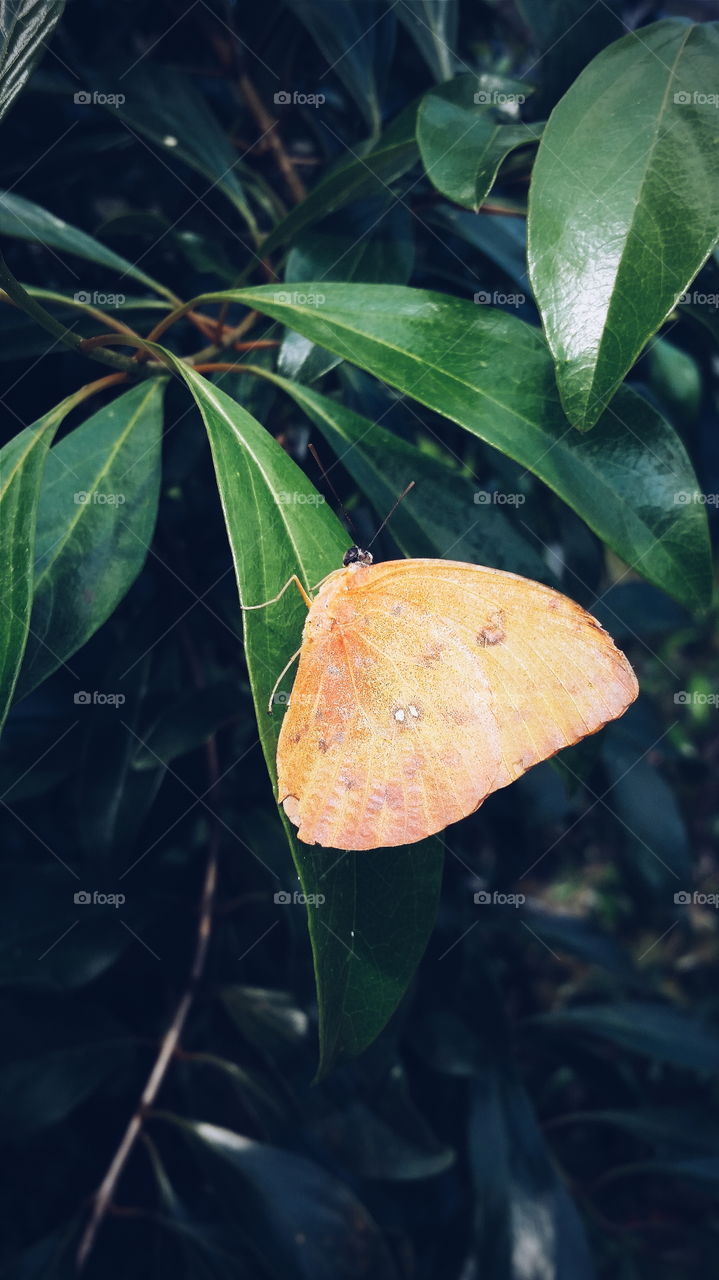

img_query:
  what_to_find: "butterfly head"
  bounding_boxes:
[342,546,373,568]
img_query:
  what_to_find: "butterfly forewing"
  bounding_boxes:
[276,560,638,850]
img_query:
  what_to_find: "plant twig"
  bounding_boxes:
[0,254,167,376]
[238,72,306,206]
[75,635,221,1271]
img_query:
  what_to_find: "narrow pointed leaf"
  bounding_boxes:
[108,63,260,238]
[0,385,94,731]
[0,0,64,123]
[397,0,458,81]
[528,19,719,428]
[263,103,419,254]
[17,378,165,696]
[163,359,442,1072]
[0,190,173,298]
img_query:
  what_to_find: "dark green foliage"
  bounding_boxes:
[0,3,717,1279]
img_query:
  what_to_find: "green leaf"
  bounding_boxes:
[278,202,415,383]
[397,0,458,81]
[132,681,247,771]
[16,379,165,697]
[528,19,719,429]
[253,369,549,580]
[282,0,394,135]
[601,720,691,888]
[469,1073,595,1278]
[263,102,419,254]
[0,383,103,732]
[428,205,529,292]
[0,190,173,298]
[0,0,64,124]
[417,74,542,212]
[217,283,712,608]
[533,1001,719,1072]
[517,0,624,107]
[160,1114,401,1280]
[164,360,443,1072]
[556,1107,719,1154]
[107,64,260,241]
[0,999,133,1139]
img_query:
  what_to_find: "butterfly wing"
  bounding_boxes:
[276,560,638,851]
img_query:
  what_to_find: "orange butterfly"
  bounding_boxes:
[248,546,638,851]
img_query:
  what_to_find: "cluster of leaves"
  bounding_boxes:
[0,1,718,1277]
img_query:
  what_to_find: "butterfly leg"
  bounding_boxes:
[267,647,302,714]
[242,574,312,611]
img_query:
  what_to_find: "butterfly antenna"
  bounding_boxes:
[308,443,357,535]
[367,481,415,549]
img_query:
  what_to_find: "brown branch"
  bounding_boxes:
[75,634,221,1271]
[238,71,306,206]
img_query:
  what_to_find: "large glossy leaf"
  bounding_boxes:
[263,102,419,254]
[0,383,103,733]
[16,379,165,697]
[0,190,173,297]
[215,283,712,608]
[164,360,443,1072]
[254,369,549,580]
[417,74,542,211]
[0,0,64,123]
[528,20,719,429]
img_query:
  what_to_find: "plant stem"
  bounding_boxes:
[0,254,164,376]
[75,632,221,1271]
